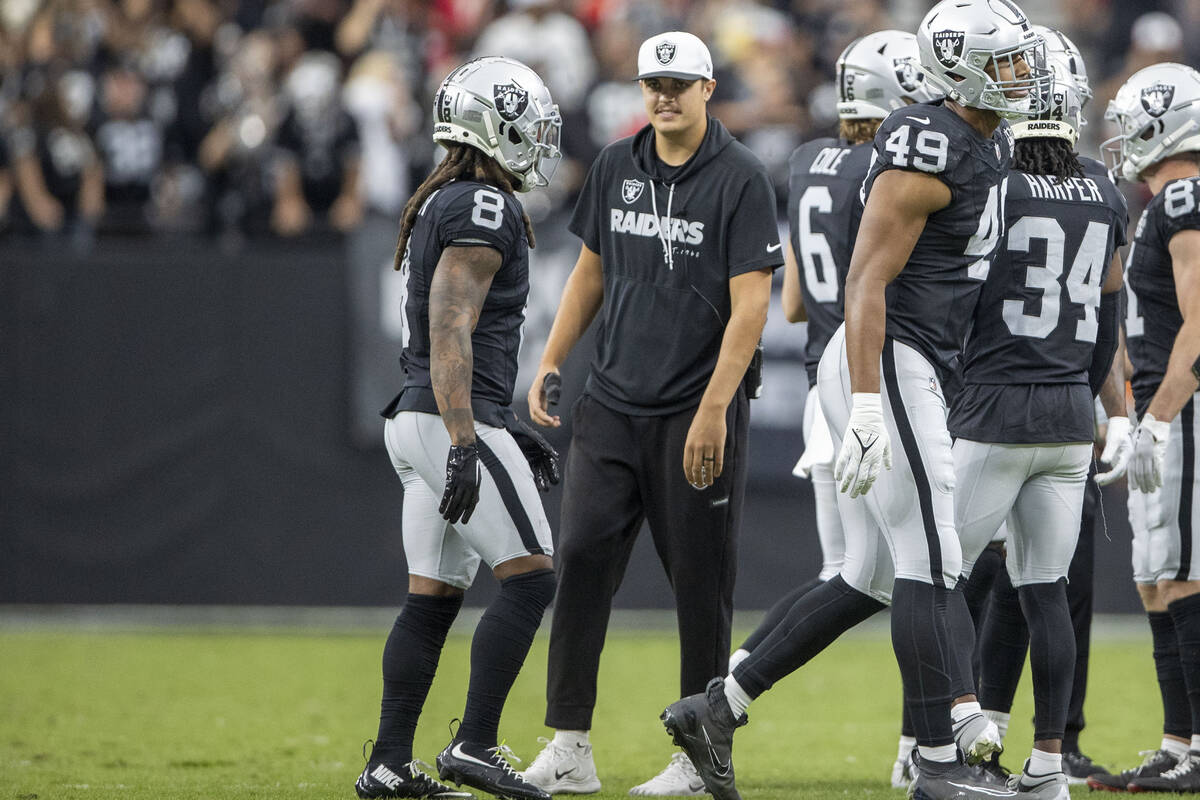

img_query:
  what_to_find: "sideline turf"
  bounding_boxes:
[0,622,1161,799]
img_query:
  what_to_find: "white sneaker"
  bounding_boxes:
[1009,759,1070,800]
[953,712,1003,765]
[520,736,602,794]
[628,752,708,796]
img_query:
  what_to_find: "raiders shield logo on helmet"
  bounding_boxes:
[655,41,677,66]
[893,58,923,92]
[1141,82,1175,118]
[493,82,529,122]
[622,178,644,204]
[933,31,964,69]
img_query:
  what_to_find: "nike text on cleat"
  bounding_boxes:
[953,712,1003,765]
[355,760,474,799]
[520,736,601,795]
[1127,751,1200,793]
[1086,749,1178,792]
[437,740,550,800]
[1008,759,1069,800]
[628,752,707,796]
[660,677,746,800]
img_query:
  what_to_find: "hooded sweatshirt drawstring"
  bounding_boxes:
[648,181,676,270]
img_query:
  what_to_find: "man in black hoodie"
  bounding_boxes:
[520,31,782,797]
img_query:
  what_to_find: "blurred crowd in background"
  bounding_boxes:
[1,0,1199,245]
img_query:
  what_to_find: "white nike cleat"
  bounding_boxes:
[628,752,707,796]
[520,736,602,795]
[952,713,1003,765]
[1008,759,1070,800]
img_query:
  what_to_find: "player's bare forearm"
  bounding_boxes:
[698,269,772,413]
[1147,230,1200,422]
[843,169,947,393]
[429,245,502,445]
[539,243,604,370]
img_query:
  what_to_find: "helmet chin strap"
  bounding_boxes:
[482,111,500,149]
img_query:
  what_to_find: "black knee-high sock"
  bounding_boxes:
[948,583,978,700]
[1019,579,1075,742]
[1169,593,1200,739]
[372,593,464,765]
[739,577,823,653]
[978,567,1028,714]
[891,578,955,747]
[732,575,884,697]
[458,569,556,746]
[1149,610,1192,739]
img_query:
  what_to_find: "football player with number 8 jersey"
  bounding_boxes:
[356,57,562,800]
[948,55,1127,797]
[664,3,1051,800]
[1093,62,1200,793]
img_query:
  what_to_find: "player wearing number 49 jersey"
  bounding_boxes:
[1094,62,1200,794]
[950,57,1127,798]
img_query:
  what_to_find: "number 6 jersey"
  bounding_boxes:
[949,157,1127,444]
[861,100,1013,383]
[1127,176,1200,419]
[383,178,530,428]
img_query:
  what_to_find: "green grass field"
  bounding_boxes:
[0,615,1166,799]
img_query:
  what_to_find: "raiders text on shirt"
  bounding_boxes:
[609,208,704,245]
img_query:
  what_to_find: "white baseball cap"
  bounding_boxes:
[636,31,713,81]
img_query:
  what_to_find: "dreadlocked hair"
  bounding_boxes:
[839,119,882,146]
[1013,137,1084,182]
[393,143,536,270]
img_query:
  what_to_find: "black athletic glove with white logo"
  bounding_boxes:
[510,420,561,493]
[440,444,482,524]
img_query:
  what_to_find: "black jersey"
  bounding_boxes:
[570,117,783,415]
[382,179,529,428]
[862,100,1014,383]
[1127,176,1200,418]
[949,158,1127,443]
[787,138,872,387]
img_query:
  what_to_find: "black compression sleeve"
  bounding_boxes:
[1089,291,1120,397]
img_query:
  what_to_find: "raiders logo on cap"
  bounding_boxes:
[622,179,644,204]
[893,58,923,92]
[493,82,529,122]
[1141,82,1175,118]
[933,30,964,69]
[655,41,677,66]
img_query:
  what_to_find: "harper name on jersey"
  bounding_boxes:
[382,178,529,428]
[950,157,1128,444]
[862,100,1014,383]
[1127,176,1200,418]
[787,137,873,387]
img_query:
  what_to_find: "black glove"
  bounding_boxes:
[542,372,562,408]
[511,421,561,493]
[439,444,481,524]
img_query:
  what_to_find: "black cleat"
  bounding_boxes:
[1087,749,1179,792]
[911,753,1037,800]
[1063,751,1109,785]
[978,753,1013,787]
[1128,752,1200,793]
[355,760,474,799]
[660,677,747,800]
[436,739,549,800]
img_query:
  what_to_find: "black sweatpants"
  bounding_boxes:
[544,390,749,731]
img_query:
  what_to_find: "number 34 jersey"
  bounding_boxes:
[383,178,530,428]
[787,138,872,388]
[862,100,1013,383]
[949,158,1127,444]
[1127,176,1200,418]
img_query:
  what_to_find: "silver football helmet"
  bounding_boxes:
[432,57,562,192]
[1010,60,1085,145]
[1103,62,1200,182]
[917,0,1052,119]
[1034,25,1091,107]
[836,30,941,120]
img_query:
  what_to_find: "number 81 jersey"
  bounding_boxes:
[387,178,530,427]
[1127,176,1200,418]
[862,100,1013,382]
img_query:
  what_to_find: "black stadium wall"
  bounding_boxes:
[0,230,1144,613]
